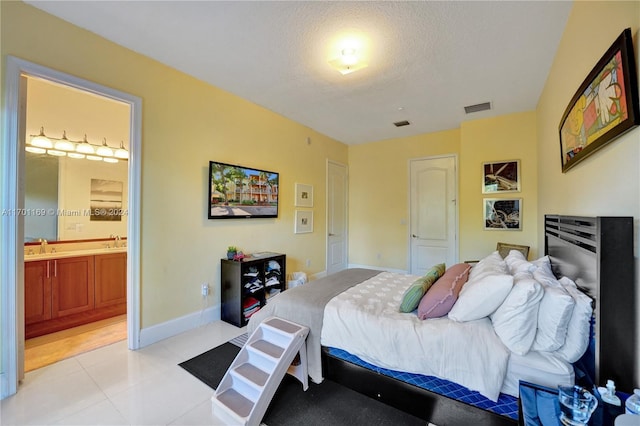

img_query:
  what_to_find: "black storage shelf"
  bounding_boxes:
[221,253,286,327]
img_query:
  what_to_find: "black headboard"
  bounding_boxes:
[545,215,636,392]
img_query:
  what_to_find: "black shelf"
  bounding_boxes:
[220,253,286,327]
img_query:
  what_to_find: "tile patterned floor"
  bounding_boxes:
[1,321,246,425]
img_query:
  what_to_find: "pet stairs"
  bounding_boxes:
[211,317,309,426]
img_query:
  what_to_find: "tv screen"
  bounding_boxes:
[208,161,279,219]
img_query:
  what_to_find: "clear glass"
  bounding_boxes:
[558,385,598,426]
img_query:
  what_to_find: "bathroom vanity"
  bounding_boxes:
[24,247,127,339]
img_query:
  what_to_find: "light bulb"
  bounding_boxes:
[114,141,129,159]
[26,146,46,154]
[76,134,95,154]
[54,131,75,151]
[47,149,66,157]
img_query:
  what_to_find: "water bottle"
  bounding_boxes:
[626,389,640,415]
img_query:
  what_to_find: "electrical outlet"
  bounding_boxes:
[201,283,209,297]
[305,259,311,267]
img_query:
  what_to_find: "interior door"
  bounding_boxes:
[327,161,348,275]
[410,156,457,275]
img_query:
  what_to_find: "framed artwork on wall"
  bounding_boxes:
[295,183,313,207]
[483,198,522,231]
[294,210,313,234]
[482,160,521,193]
[559,28,639,173]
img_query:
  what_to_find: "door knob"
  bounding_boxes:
[328,233,336,236]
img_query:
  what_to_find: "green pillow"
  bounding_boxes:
[399,263,446,313]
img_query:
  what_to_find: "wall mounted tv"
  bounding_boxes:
[208,161,279,219]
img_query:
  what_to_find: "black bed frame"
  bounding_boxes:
[321,215,635,425]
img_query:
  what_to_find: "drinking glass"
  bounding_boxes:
[558,385,598,426]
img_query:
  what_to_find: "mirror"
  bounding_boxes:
[24,76,130,242]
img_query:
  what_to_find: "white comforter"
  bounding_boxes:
[320,271,510,402]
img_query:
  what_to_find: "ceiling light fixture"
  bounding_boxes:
[25,127,128,162]
[328,40,368,75]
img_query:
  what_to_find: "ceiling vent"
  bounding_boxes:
[464,102,492,114]
[393,120,411,127]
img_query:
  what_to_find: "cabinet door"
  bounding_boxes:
[24,260,52,324]
[94,253,127,308]
[51,256,95,318]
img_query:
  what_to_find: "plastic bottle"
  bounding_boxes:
[626,388,640,415]
[599,380,622,406]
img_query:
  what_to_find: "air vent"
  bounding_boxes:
[393,120,411,127]
[464,102,492,114]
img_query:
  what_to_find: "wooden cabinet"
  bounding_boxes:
[95,252,127,308]
[221,253,286,327]
[51,256,95,318]
[24,252,126,339]
[24,260,51,325]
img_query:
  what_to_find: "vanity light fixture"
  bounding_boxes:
[114,141,129,159]
[25,127,128,162]
[30,127,53,149]
[96,138,114,157]
[53,131,75,151]
[76,134,95,154]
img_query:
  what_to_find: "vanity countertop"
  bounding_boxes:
[24,246,127,262]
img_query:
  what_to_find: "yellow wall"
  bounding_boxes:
[348,130,460,270]
[1,1,348,328]
[536,1,640,385]
[460,111,538,262]
[348,111,538,269]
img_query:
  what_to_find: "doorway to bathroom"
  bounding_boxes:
[1,56,141,398]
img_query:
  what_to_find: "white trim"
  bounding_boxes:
[138,306,221,348]
[347,264,409,275]
[1,56,142,399]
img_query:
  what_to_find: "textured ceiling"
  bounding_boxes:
[26,1,573,145]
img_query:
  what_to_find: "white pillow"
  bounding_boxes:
[553,277,593,362]
[504,250,535,275]
[448,273,513,322]
[490,276,544,355]
[468,251,507,281]
[531,268,575,351]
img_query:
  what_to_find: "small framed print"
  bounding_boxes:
[294,210,313,234]
[295,183,313,207]
[484,198,522,231]
[482,160,521,193]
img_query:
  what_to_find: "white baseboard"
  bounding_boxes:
[347,263,409,274]
[139,304,221,348]
[309,270,327,280]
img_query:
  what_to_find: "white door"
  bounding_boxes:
[327,161,348,275]
[410,156,457,275]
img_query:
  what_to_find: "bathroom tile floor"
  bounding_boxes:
[1,321,245,425]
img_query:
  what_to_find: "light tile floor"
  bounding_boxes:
[1,320,246,425]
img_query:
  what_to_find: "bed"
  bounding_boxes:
[247,215,635,425]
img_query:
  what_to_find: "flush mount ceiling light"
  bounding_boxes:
[328,38,369,75]
[26,127,128,162]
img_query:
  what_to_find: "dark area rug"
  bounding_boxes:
[179,342,425,426]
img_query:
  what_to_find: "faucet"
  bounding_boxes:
[39,238,47,254]
[114,235,121,248]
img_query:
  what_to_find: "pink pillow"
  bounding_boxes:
[417,263,471,319]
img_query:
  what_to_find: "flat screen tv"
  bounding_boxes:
[208,161,279,219]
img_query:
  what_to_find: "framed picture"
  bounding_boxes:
[482,160,520,193]
[294,210,313,234]
[295,183,313,207]
[484,198,522,231]
[559,28,639,173]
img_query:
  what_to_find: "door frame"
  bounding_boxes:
[326,160,348,276]
[1,56,142,398]
[407,154,459,273]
